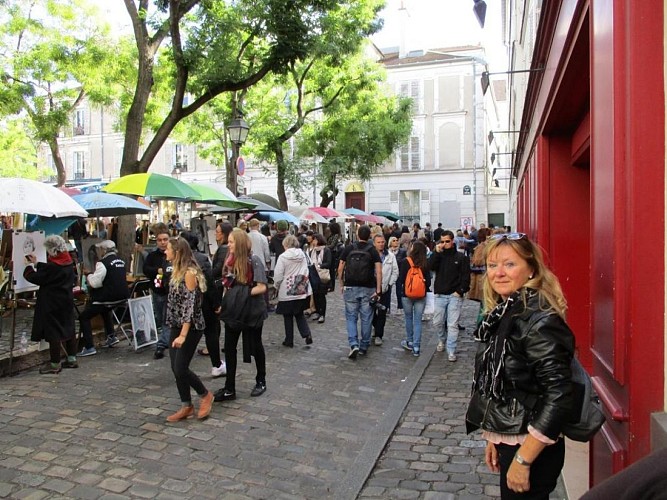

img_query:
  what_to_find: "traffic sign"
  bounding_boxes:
[237,156,245,176]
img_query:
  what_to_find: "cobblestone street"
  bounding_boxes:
[0,294,568,499]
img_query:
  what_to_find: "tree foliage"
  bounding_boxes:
[0,0,121,185]
[0,117,42,179]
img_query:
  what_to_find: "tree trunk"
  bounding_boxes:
[47,137,66,186]
[274,146,289,211]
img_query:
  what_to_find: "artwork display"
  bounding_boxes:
[12,231,46,293]
[132,245,156,277]
[81,237,103,273]
[128,295,158,350]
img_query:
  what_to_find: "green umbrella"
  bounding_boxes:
[188,184,256,209]
[102,173,199,200]
[371,210,400,221]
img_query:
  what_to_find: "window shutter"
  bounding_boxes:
[410,137,420,170]
[389,190,399,216]
[420,190,430,223]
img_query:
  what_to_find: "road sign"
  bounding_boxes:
[237,156,245,176]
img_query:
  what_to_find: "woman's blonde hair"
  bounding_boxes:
[398,233,412,249]
[168,237,206,292]
[228,228,252,284]
[483,235,567,318]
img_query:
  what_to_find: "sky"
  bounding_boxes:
[370,0,507,70]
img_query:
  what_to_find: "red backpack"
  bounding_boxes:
[404,257,427,299]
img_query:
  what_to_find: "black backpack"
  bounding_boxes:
[344,242,374,286]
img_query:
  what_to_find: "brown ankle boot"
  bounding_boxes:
[198,391,214,420]
[166,405,194,422]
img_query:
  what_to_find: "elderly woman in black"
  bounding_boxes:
[23,235,77,374]
[465,233,575,499]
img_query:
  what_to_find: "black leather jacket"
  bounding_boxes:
[466,295,575,440]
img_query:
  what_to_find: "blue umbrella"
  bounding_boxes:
[72,192,152,217]
[249,211,300,224]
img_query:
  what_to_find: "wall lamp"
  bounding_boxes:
[488,130,521,144]
[491,167,513,177]
[490,152,515,164]
[473,0,487,28]
[481,68,544,95]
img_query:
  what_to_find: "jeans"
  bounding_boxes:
[343,286,374,349]
[432,293,463,355]
[152,292,169,350]
[79,304,115,349]
[401,296,426,352]
[168,327,207,404]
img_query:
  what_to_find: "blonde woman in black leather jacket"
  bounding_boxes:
[465,233,574,499]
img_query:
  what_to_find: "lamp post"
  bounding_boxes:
[226,117,250,196]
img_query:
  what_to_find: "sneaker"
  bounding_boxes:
[374,337,383,346]
[401,339,413,351]
[358,348,367,356]
[436,341,445,352]
[282,340,294,348]
[250,382,266,397]
[413,349,420,357]
[62,360,79,369]
[211,363,227,378]
[317,316,325,324]
[213,388,236,402]
[154,348,165,359]
[78,346,97,357]
[448,353,458,362]
[39,364,61,375]
[106,336,119,347]
[348,346,359,359]
[311,313,320,321]
[305,335,313,345]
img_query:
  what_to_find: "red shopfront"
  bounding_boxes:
[512,0,665,486]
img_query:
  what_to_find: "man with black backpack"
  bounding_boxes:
[337,225,382,359]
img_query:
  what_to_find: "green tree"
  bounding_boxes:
[0,0,121,185]
[0,117,42,179]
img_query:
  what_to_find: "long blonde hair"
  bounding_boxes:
[228,228,253,284]
[482,235,567,318]
[168,237,206,292]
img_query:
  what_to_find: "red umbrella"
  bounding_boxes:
[308,206,347,218]
[58,186,83,196]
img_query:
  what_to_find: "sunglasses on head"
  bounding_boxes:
[490,232,526,241]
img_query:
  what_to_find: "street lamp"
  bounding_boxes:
[226,117,250,196]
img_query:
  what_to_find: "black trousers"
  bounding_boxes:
[201,299,222,368]
[49,336,77,364]
[79,304,114,349]
[283,313,311,344]
[223,324,266,393]
[495,439,565,500]
[372,288,392,338]
[312,291,327,318]
[168,327,207,404]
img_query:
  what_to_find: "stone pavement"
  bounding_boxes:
[0,293,568,499]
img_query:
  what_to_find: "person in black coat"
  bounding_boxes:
[23,235,78,374]
[307,233,332,323]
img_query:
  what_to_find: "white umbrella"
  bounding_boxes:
[0,178,88,218]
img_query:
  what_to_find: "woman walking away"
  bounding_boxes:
[214,229,269,402]
[465,232,575,499]
[164,237,213,422]
[274,235,313,347]
[24,235,78,374]
[308,233,332,324]
[398,241,431,356]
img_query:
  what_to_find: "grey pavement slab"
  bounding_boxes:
[0,294,568,499]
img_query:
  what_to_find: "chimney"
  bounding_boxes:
[398,0,409,58]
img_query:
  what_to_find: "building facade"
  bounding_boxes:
[501,0,666,487]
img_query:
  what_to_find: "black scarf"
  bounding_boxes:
[472,288,538,401]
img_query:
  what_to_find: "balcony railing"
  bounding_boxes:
[73,126,85,136]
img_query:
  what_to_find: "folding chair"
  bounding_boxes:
[97,279,152,347]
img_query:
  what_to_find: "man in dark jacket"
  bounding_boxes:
[78,240,129,356]
[269,219,289,259]
[428,230,470,362]
[142,223,172,359]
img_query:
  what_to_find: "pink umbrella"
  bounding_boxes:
[58,186,83,196]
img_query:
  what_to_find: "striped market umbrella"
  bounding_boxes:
[102,173,199,200]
